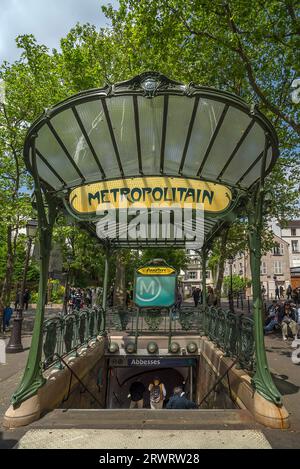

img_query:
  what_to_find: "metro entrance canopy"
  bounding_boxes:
[11,72,282,411]
[24,71,278,248]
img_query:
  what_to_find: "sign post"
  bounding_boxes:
[133,261,177,352]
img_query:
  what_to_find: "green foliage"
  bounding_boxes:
[140,248,189,274]
[223,274,251,295]
[0,2,299,299]
[49,279,65,304]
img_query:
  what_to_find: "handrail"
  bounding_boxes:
[113,391,123,406]
[198,358,238,407]
[54,352,103,408]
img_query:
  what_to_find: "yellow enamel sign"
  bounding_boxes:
[137,266,176,275]
[69,177,232,214]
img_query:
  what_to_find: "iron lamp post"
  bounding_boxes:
[6,220,38,353]
[228,255,234,312]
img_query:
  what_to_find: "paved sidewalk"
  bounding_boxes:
[0,336,32,449]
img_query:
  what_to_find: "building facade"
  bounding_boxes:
[181,250,214,298]
[277,220,300,288]
[224,234,291,298]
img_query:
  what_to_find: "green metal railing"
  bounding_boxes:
[106,305,203,334]
[203,306,254,371]
[42,306,105,370]
[106,304,254,370]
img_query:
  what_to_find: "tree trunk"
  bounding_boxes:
[214,227,230,306]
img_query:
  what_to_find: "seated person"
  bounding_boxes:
[264,302,281,334]
[281,302,297,341]
[265,301,277,325]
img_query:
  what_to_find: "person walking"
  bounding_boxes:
[23,289,30,311]
[286,285,292,300]
[148,377,166,409]
[128,379,146,409]
[207,286,217,306]
[15,290,21,310]
[166,386,197,409]
[3,304,13,331]
[275,286,280,300]
[192,288,200,307]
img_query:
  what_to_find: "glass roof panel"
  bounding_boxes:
[36,125,81,185]
[164,96,195,174]
[75,100,121,178]
[240,147,273,187]
[105,96,139,175]
[29,150,62,190]
[221,122,265,186]
[50,108,101,179]
[183,99,225,174]
[200,107,252,180]
[137,95,164,174]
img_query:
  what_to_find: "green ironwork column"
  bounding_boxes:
[201,247,208,308]
[102,248,110,331]
[247,139,281,405]
[11,137,59,406]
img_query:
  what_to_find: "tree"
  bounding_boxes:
[0,3,298,308]
[223,274,251,296]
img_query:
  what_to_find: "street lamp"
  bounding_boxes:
[228,255,234,312]
[6,220,38,353]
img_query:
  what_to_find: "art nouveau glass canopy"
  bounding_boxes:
[23,72,279,248]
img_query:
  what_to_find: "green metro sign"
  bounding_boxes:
[134,263,177,308]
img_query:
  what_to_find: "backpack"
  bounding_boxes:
[150,384,162,403]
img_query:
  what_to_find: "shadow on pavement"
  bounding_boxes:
[271,373,300,396]
[0,430,18,449]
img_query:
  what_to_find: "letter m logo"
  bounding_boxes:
[140,279,155,296]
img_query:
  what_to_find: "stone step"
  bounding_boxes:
[16,428,271,449]
[32,408,258,430]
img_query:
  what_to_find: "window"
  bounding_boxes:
[206,271,210,279]
[274,261,282,275]
[291,228,296,236]
[261,262,267,275]
[292,240,299,253]
[188,271,197,279]
[273,243,283,255]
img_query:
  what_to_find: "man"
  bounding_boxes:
[286,285,292,300]
[23,289,30,311]
[148,377,166,409]
[128,379,146,409]
[192,288,200,307]
[281,302,297,341]
[15,290,21,310]
[275,286,280,300]
[166,386,197,409]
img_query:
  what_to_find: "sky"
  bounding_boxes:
[0,0,117,64]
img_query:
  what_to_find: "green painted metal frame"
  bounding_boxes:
[11,137,59,406]
[246,140,281,404]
